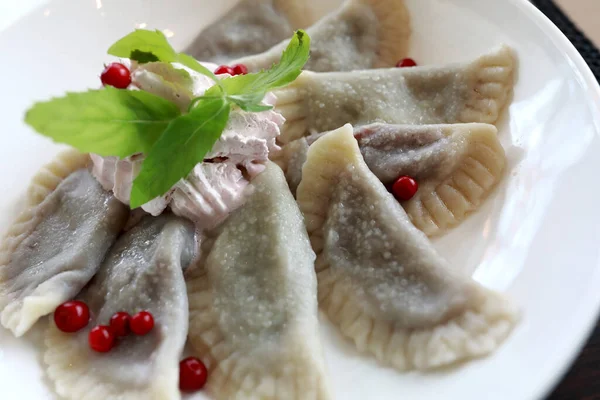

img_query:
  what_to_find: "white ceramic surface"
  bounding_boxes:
[1,0,600,399]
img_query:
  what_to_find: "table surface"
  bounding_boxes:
[0,1,600,399]
[556,0,600,47]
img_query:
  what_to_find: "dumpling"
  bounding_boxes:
[186,0,323,63]
[233,0,411,73]
[276,123,505,235]
[186,162,331,399]
[0,151,129,337]
[45,214,196,400]
[296,124,517,371]
[274,45,515,144]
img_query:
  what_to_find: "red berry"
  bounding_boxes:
[109,312,131,337]
[130,311,154,335]
[392,176,418,201]
[100,62,131,89]
[179,357,208,392]
[396,58,417,68]
[54,301,90,333]
[89,325,116,353]
[214,65,234,75]
[232,64,248,76]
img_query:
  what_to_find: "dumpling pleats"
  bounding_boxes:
[186,0,322,63]
[187,162,331,400]
[355,123,506,235]
[0,153,129,337]
[274,45,515,144]
[44,214,196,400]
[296,124,517,371]
[234,0,411,72]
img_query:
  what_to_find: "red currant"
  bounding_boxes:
[179,357,208,392]
[392,176,419,201]
[130,311,154,335]
[89,325,116,353]
[53,301,90,333]
[100,62,131,89]
[214,65,234,75]
[232,64,248,76]
[396,58,417,68]
[109,312,131,337]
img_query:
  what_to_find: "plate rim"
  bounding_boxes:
[508,0,600,398]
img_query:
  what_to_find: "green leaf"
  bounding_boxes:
[130,96,231,208]
[24,86,181,158]
[108,29,177,64]
[219,30,310,97]
[107,29,219,83]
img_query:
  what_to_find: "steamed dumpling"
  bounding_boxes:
[276,123,505,235]
[186,0,323,63]
[187,162,330,399]
[45,214,196,400]
[233,0,411,72]
[0,151,129,337]
[274,46,515,143]
[296,125,517,370]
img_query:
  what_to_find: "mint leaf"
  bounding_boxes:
[108,29,219,83]
[24,86,181,157]
[219,30,310,97]
[198,30,309,112]
[130,96,230,208]
[108,29,177,64]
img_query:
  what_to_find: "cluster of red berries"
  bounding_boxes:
[53,301,154,352]
[214,64,248,76]
[89,310,155,352]
[53,301,207,392]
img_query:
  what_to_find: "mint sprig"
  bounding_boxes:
[25,29,310,209]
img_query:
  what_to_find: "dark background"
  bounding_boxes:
[531,1,600,399]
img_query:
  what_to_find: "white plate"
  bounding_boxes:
[1,0,599,399]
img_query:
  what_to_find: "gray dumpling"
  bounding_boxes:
[273,45,515,144]
[187,162,331,400]
[186,0,322,63]
[0,151,129,337]
[296,125,517,371]
[45,214,196,400]
[233,0,411,73]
